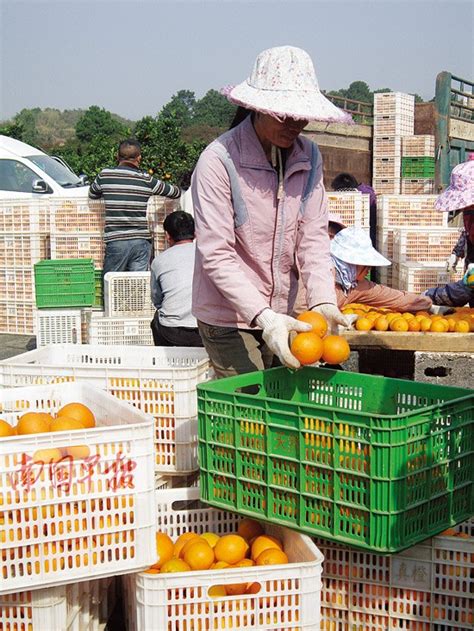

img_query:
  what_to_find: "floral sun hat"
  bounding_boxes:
[331,227,391,267]
[222,46,353,124]
[435,160,474,212]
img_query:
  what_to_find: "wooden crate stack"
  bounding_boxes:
[373,93,415,195]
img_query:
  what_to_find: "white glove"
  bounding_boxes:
[429,305,454,315]
[446,253,459,272]
[311,304,352,334]
[256,309,312,369]
[344,313,359,328]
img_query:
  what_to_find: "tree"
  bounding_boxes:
[0,119,24,140]
[75,105,128,143]
[345,81,373,104]
[14,108,40,145]
[159,90,196,127]
[193,89,236,127]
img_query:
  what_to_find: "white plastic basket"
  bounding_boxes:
[0,344,211,474]
[378,195,448,228]
[402,135,435,157]
[398,261,463,293]
[50,198,105,233]
[1,266,35,302]
[104,272,154,317]
[374,92,415,116]
[373,156,401,179]
[372,177,401,195]
[125,487,324,631]
[0,199,50,234]
[326,193,370,227]
[0,381,156,594]
[374,114,414,137]
[318,522,473,631]
[373,136,402,158]
[393,227,461,263]
[82,311,154,346]
[36,309,83,346]
[401,178,435,195]
[0,299,37,335]
[50,233,104,268]
[0,233,49,267]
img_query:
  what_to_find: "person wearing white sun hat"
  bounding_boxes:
[191,45,353,376]
[330,227,432,312]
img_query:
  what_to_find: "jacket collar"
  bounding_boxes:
[237,115,311,174]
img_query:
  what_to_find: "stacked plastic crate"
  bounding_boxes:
[376,194,453,288]
[147,196,180,255]
[0,199,50,335]
[401,134,436,194]
[373,92,415,195]
[326,192,371,230]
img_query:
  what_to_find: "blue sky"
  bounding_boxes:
[1,0,473,121]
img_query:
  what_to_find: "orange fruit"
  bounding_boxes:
[389,318,409,332]
[201,532,220,548]
[232,558,254,568]
[174,532,199,558]
[355,317,373,331]
[467,274,474,284]
[454,320,470,333]
[420,318,432,332]
[211,561,231,570]
[65,445,91,459]
[429,320,447,333]
[16,412,52,435]
[255,548,289,566]
[374,316,389,331]
[0,419,14,437]
[446,317,457,332]
[246,582,261,594]
[160,558,191,573]
[321,335,351,365]
[250,535,282,561]
[56,403,95,429]
[385,312,401,323]
[225,582,248,596]
[208,585,227,598]
[407,319,421,332]
[50,417,85,432]
[237,518,264,541]
[401,312,415,321]
[214,534,249,565]
[154,532,174,569]
[290,332,324,365]
[296,311,328,338]
[32,448,63,464]
[183,539,215,570]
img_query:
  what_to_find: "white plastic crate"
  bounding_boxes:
[82,311,154,345]
[374,92,415,116]
[374,114,414,137]
[1,266,34,301]
[373,156,401,179]
[104,272,154,317]
[0,381,156,594]
[372,177,401,195]
[50,233,104,267]
[0,299,37,334]
[318,525,473,631]
[0,344,211,475]
[125,487,324,631]
[402,135,435,157]
[36,309,83,346]
[326,193,370,227]
[398,261,464,293]
[378,195,448,228]
[0,233,49,267]
[393,227,462,263]
[373,135,402,158]
[50,198,105,233]
[151,227,168,256]
[0,199,50,234]
[401,178,435,195]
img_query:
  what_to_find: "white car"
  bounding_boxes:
[0,135,90,199]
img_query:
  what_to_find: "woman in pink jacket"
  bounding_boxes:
[191,46,352,377]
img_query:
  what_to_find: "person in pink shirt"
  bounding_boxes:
[191,46,353,377]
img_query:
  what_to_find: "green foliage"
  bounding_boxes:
[75,106,128,143]
[14,109,40,146]
[0,119,24,139]
[160,90,196,127]
[193,89,236,127]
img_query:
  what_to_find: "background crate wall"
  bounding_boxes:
[0,200,50,234]
[319,527,473,631]
[373,157,401,179]
[398,262,464,293]
[0,233,49,267]
[104,272,154,317]
[372,177,401,195]
[1,267,34,302]
[402,135,435,157]
[0,299,36,334]
[326,193,370,227]
[378,195,447,228]
[50,233,104,267]
[393,228,462,263]
[36,309,83,346]
[401,179,435,194]
[373,115,414,137]
[50,199,105,233]
[373,92,415,116]
[0,381,156,594]
[373,136,402,158]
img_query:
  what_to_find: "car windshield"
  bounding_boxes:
[28,154,82,187]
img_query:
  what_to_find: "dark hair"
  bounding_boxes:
[118,139,141,160]
[229,106,253,129]
[328,221,344,237]
[163,211,195,242]
[331,173,359,190]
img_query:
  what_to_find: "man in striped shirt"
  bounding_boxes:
[89,139,181,274]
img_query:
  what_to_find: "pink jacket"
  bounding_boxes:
[191,116,336,328]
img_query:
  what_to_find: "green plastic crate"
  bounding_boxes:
[401,157,435,178]
[197,367,473,553]
[93,269,104,308]
[34,259,95,308]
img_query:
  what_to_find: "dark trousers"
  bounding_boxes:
[150,312,204,347]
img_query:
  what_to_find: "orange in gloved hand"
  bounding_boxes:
[290,332,324,365]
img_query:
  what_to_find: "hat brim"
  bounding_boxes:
[331,245,391,267]
[222,82,354,124]
[435,187,474,212]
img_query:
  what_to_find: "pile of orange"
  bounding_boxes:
[291,311,351,365]
[343,304,474,334]
[145,518,289,596]
[0,402,96,462]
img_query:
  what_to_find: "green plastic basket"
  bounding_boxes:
[34,259,95,308]
[93,269,104,308]
[401,157,435,178]
[197,367,473,553]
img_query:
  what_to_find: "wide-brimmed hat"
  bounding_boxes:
[331,227,391,266]
[222,46,353,124]
[435,161,474,212]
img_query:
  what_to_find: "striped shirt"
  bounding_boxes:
[88,164,181,242]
